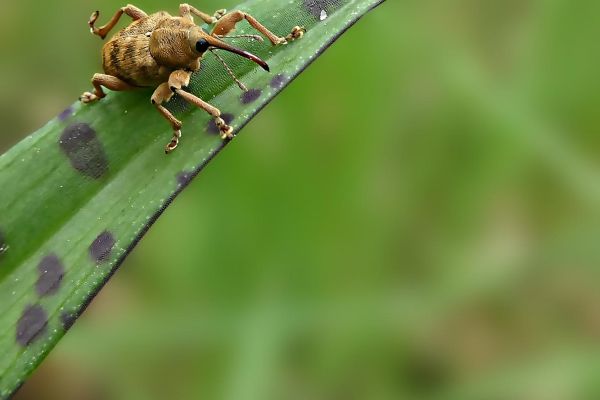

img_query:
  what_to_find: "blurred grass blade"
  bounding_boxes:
[0,0,385,396]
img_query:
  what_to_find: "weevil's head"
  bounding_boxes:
[188,27,270,71]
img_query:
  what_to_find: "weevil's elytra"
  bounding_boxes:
[80,3,306,153]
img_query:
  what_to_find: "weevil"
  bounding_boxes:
[80,3,305,153]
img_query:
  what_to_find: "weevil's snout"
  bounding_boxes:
[191,30,269,71]
[208,37,270,71]
[226,47,270,72]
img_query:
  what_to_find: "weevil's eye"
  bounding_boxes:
[196,39,210,53]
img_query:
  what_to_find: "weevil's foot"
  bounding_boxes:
[275,26,305,45]
[215,118,234,139]
[165,130,182,154]
[285,26,306,42]
[88,11,106,39]
[213,9,227,21]
[220,126,234,139]
[274,36,288,45]
[80,92,99,103]
[88,11,99,28]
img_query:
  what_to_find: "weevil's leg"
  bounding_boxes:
[179,4,226,24]
[80,73,134,103]
[211,11,305,45]
[169,69,234,140]
[151,83,183,153]
[89,4,148,39]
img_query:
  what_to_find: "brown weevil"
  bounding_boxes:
[80,3,305,153]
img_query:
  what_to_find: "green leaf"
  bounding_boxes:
[0,0,385,396]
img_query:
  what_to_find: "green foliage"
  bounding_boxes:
[0,0,383,396]
[3,1,600,399]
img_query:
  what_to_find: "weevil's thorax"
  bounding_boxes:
[149,17,203,70]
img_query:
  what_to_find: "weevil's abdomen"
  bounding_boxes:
[102,12,174,87]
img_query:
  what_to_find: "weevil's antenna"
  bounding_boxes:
[209,49,248,92]
[215,34,264,42]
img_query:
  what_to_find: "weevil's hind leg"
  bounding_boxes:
[151,83,183,153]
[89,4,148,39]
[169,69,233,141]
[179,3,226,24]
[211,11,305,45]
[80,73,134,103]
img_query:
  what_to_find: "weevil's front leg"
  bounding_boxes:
[211,11,305,45]
[151,83,183,153]
[169,69,234,141]
[89,4,148,39]
[179,3,226,24]
[80,73,134,103]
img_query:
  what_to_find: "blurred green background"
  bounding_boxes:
[2,0,600,399]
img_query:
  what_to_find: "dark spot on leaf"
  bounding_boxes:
[89,231,116,263]
[241,89,262,104]
[206,113,234,134]
[58,106,74,121]
[270,74,287,90]
[303,0,345,20]
[16,305,48,346]
[60,311,78,331]
[36,254,64,297]
[177,171,193,186]
[59,122,108,179]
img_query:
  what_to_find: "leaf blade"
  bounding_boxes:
[0,0,385,396]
